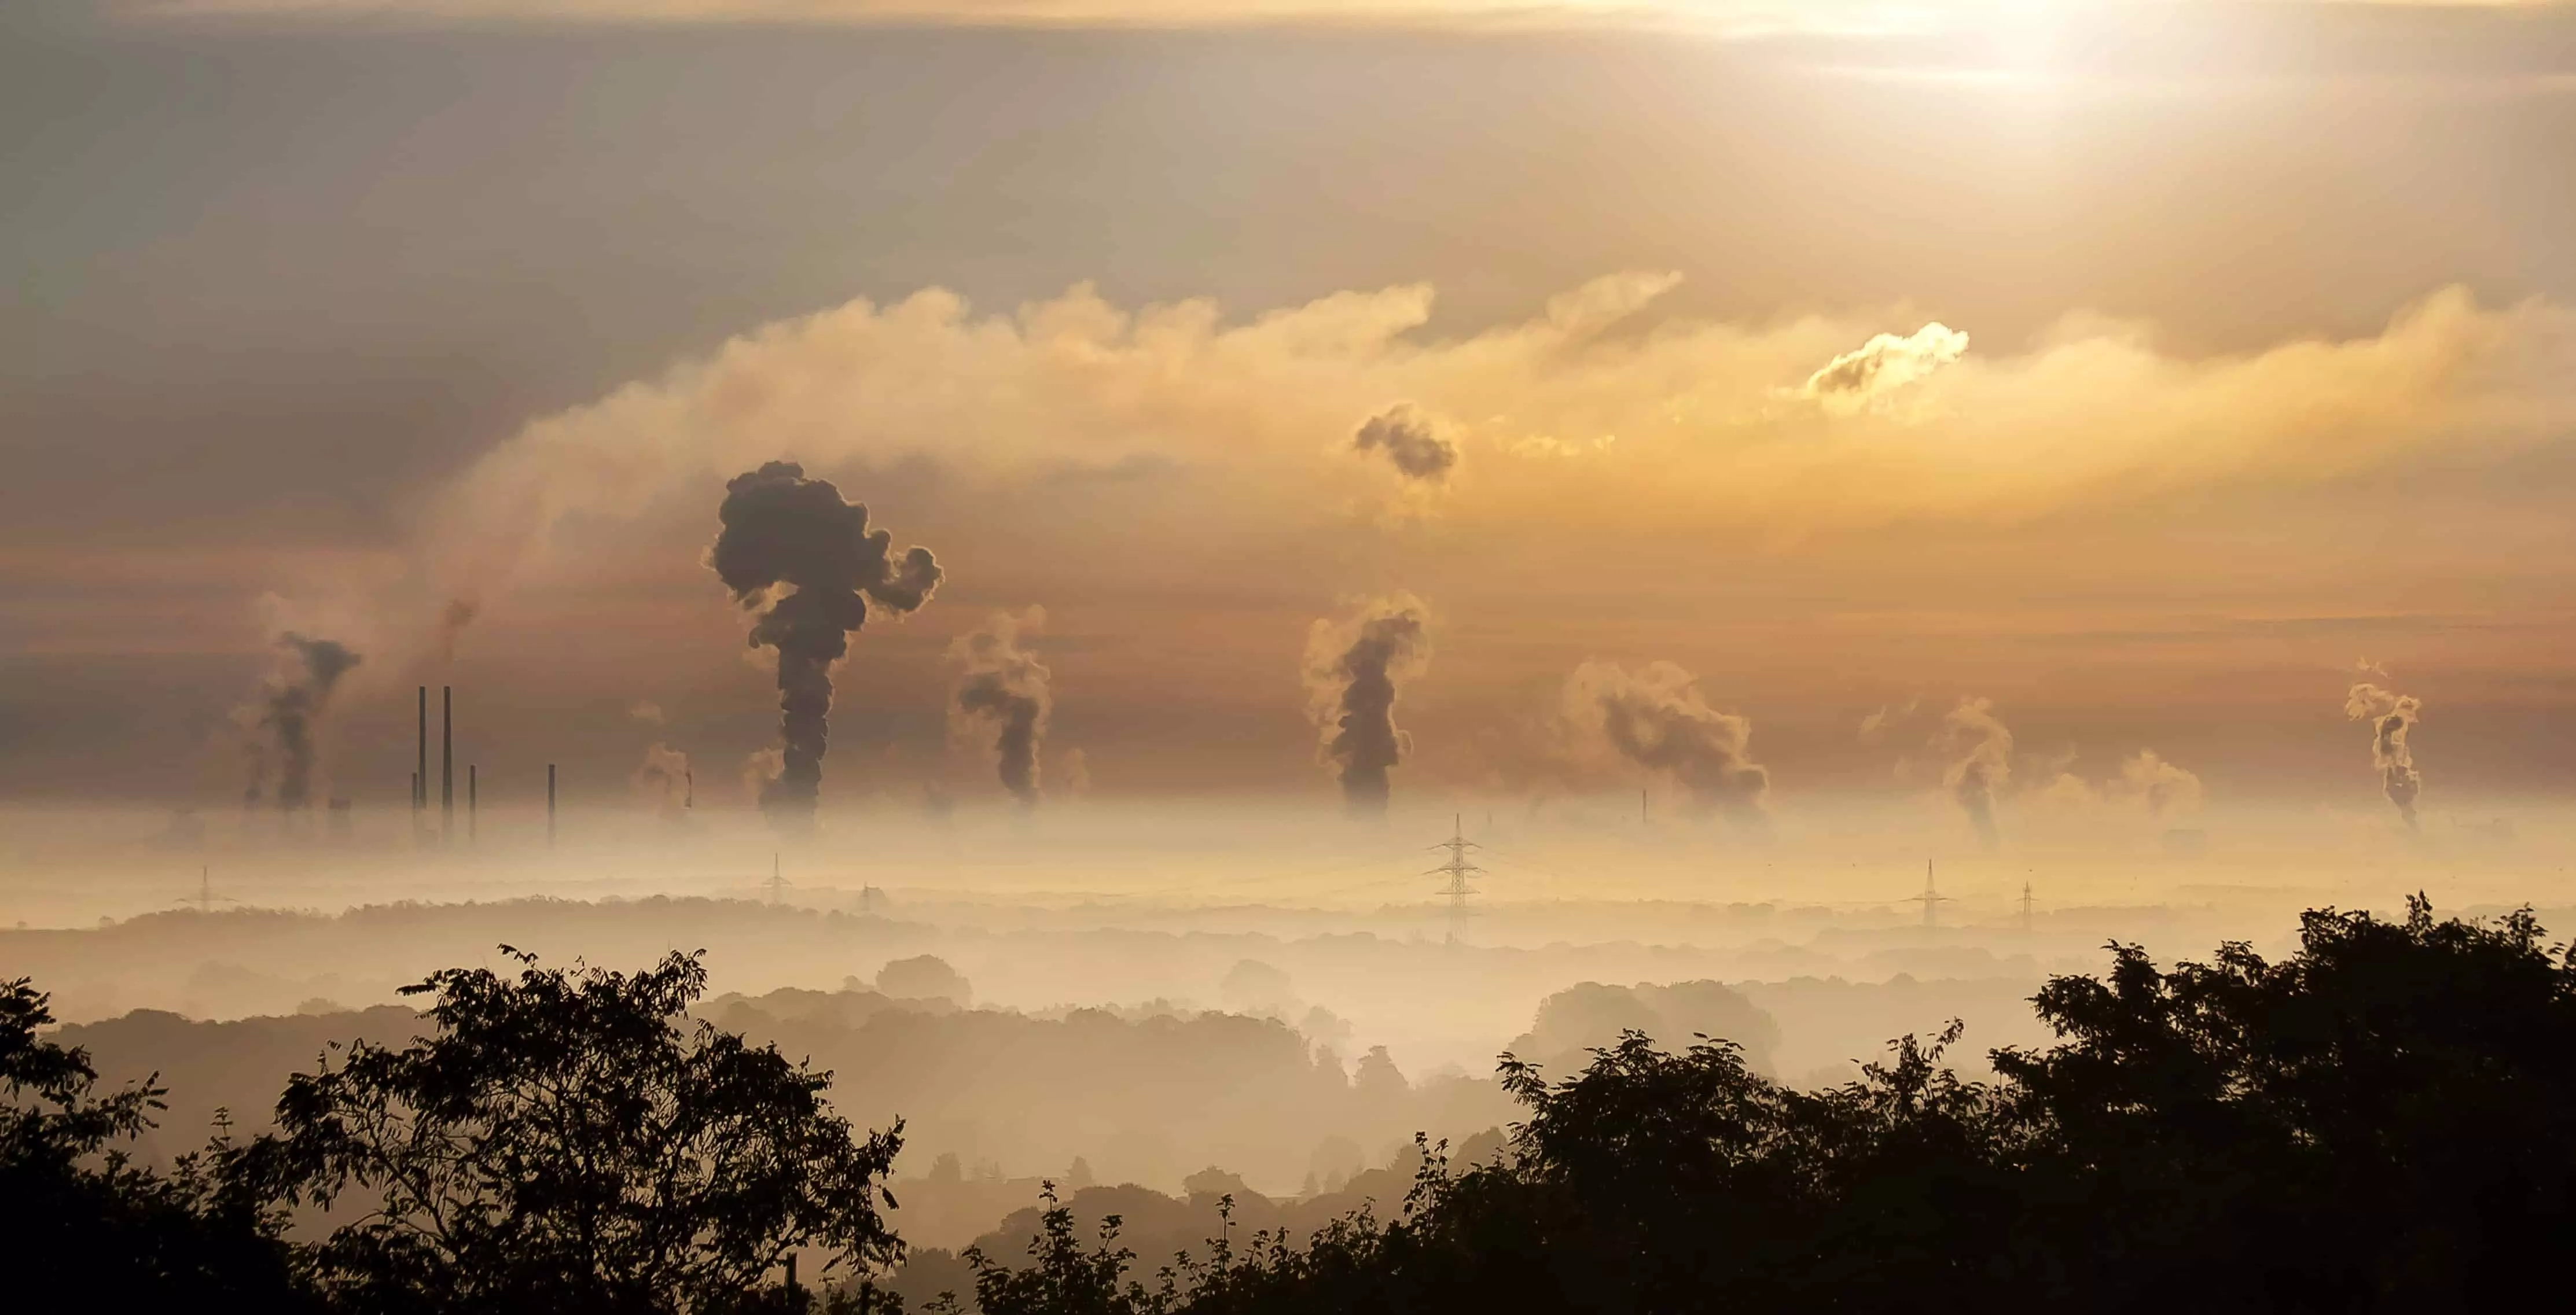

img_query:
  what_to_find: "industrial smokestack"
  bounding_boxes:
[948,607,1053,808]
[2345,682,2423,827]
[441,686,454,841]
[240,633,362,813]
[709,461,943,827]
[1302,596,1431,816]
[469,764,477,841]
[416,686,428,812]
[547,763,557,845]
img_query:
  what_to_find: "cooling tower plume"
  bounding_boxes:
[632,743,692,817]
[1351,404,1458,483]
[708,461,943,825]
[2345,682,2423,827]
[948,607,1053,807]
[1939,697,2013,849]
[1303,596,1432,815]
[2121,749,2204,817]
[242,633,362,812]
[1562,661,1769,821]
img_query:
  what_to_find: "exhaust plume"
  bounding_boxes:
[1303,596,1432,815]
[949,607,1053,806]
[1351,404,1458,483]
[2121,749,2204,817]
[2345,682,2423,827]
[1939,697,2012,849]
[1562,661,1768,821]
[242,633,362,812]
[632,743,692,816]
[708,461,943,824]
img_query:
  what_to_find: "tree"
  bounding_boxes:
[0,976,310,1310]
[251,948,904,1314]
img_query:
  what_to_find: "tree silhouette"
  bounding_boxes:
[248,948,904,1314]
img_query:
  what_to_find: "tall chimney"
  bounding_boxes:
[468,764,478,842]
[415,687,427,811]
[441,686,454,841]
[547,763,557,846]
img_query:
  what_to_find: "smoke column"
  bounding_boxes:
[243,633,362,812]
[1562,661,1769,820]
[708,461,942,824]
[1940,697,2013,850]
[2345,682,2423,827]
[1303,596,1431,815]
[1351,404,1458,483]
[949,607,1053,806]
[632,743,692,816]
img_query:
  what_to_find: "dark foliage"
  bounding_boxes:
[953,898,2576,1315]
[0,977,312,1312]
[246,948,905,1315]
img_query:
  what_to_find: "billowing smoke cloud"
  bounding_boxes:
[1351,404,1459,483]
[1562,661,1768,820]
[2121,749,2204,817]
[1939,697,2012,849]
[949,607,1053,806]
[1303,596,1432,815]
[2345,682,2423,827]
[709,461,943,824]
[433,598,480,662]
[1802,322,1968,412]
[242,633,362,812]
[632,743,692,816]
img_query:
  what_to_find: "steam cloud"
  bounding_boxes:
[632,743,692,815]
[1351,404,1458,483]
[2121,749,2204,817]
[1303,596,1432,815]
[242,633,362,812]
[1939,697,2013,849]
[1563,661,1769,820]
[709,461,943,824]
[1802,322,1968,412]
[2345,682,2423,827]
[949,607,1053,806]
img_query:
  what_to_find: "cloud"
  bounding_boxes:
[1561,660,1768,820]
[2119,749,2204,817]
[2345,682,2423,827]
[1800,322,1969,414]
[383,275,2574,667]
[631,742,692,815]
[628,700,667,725]
[1351,404,1459,484]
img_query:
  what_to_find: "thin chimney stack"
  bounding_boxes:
[441,686,454,842]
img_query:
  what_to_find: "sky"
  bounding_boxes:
[5,0,2576,822]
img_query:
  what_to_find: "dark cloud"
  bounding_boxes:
[242,633,362,812]
[2345,682,2423,827]
[1351,404,1458,484]
[949,607,1053,807]
[1939,697,2012,850]
[1564,661,1769,821]
[709,460,942,826]
[1304,597,1431,815]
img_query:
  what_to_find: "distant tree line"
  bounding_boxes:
[6,897,2574,1312]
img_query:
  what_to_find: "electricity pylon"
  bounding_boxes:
[1910,859,1953,928]
[1426,814,1485,945]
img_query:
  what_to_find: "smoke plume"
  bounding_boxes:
[1562,661,1768,820]
[2345,682,2423,827]
[1303,596,1432,815]
[2120,749,2204,817]
[709,461,943,824]
[949,607,1053,806]
[1939,697,2013,849]
[1351,404,1459,483]
[242,633,362,812]
[632,743,692,816]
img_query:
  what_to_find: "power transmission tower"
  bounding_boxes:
[1425,814,1484,945]
[1909,859,1953,928]
[2020,879,2035,933]
[768,852,789,907]
[177,865,236,914]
